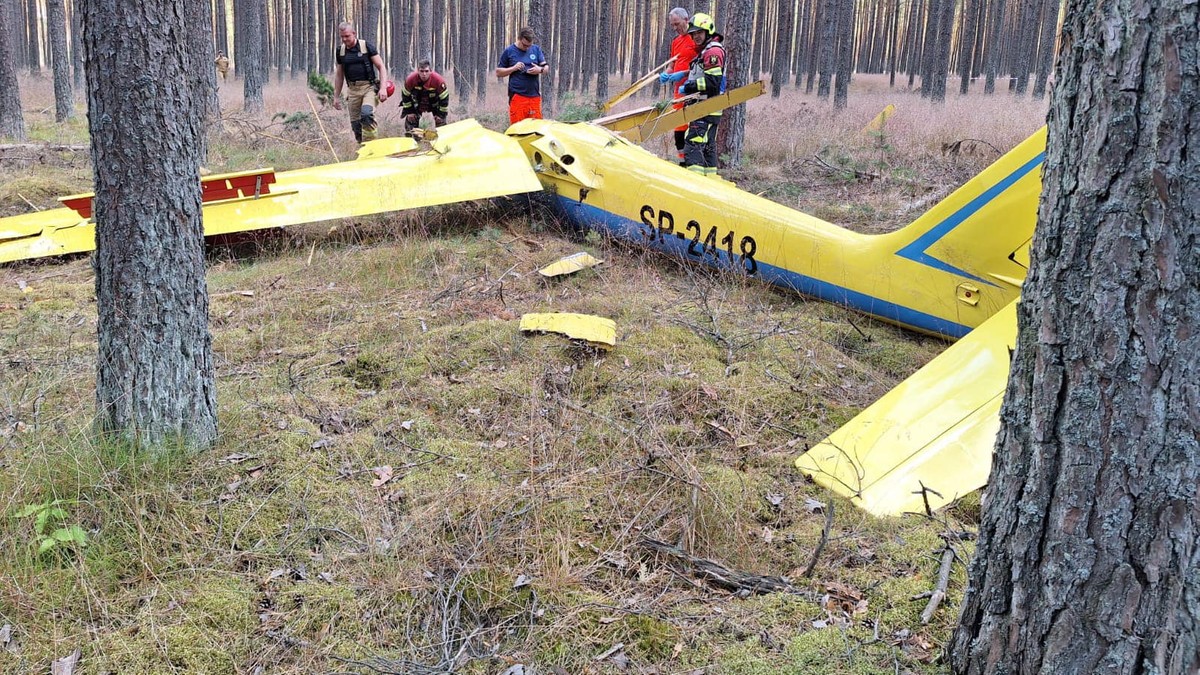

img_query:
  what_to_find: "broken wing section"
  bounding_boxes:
[796,300,1017,516]
[0,119,541,264]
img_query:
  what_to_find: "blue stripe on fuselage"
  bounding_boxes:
[895,152,1045,285]
[553,196,973,338]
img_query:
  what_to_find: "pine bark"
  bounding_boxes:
[25,0,40,73]
[770,0,794,97]
[0,0,25,141]
[982,0,1006,93]
[240,0,265,111]
[832,0,854,109]
[83,0,218,450]
[1030,0,1059,99]
[815,0,837,98]
[717,0,753,167]
[950,0,1200,671]
[595,0,609,101]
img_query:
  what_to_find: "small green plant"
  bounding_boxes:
[271,111,315,132]
[307,71,335,106]
[15,499,88,555]
[556,93,603,122]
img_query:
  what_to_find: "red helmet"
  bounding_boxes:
[384,80,395,97]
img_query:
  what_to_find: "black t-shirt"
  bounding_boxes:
[336,40,378,82]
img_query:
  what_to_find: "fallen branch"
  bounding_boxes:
[0,143,88,152]
[802,497,834,578]
[638,537,806,596]
[919,544,956,624]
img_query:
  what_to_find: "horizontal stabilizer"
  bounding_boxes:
[796,300,1018,516]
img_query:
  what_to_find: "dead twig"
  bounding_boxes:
[919,544,956,624]
[638,537,808,596]
[801,497,835,578]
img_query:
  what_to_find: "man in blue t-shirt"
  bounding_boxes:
[495,26,549,124]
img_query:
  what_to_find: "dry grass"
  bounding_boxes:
[0,73,1041,674]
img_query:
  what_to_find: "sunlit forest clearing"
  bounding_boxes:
[1,73,1049,673]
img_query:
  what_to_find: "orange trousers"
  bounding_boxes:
[508,93,543,124]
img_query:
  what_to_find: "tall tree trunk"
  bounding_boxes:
[188,0,219,151]
[363,0,381,44]
[240,0,265,111]
[595,0,609,101]
[418,0,432,60]
[770,0,794,97]
[0,0,25,140]
[832,0,854,109]
[25,0,41,74]
[717,0,753,167]
[528,0,552,115]
[47,0,72,121]
[1012,0,1037,94]
[982,0,1005,93]
[215,0,229,56]
[957,0,979,94]
[1029,0,1059,99]
[927,0,954,101]
[71,0,83,89]
[815,0,837,98]
[950,0,1200,671]
[83,0,218,451]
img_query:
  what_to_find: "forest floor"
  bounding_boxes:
[0,73,1046,674]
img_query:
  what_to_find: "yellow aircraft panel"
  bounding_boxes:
[0,120,541,264]
[796,300,1017,516]
[520,312,617,349]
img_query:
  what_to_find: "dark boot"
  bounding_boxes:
[351,121,363,144]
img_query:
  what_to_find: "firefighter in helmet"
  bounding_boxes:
[680,13,725,177]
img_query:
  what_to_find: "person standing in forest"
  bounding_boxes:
[214,52,230,82]
[495,26,549,125]
[332,21,389,144]
[401,58,450,134]
[658,7,700,164]
[680,12,726,177]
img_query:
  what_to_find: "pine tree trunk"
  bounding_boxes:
[595,0,609,101]
[83,0,218,451]
[240,0,265,111]
[25,0,40,73]
[70,0,83,89]
[832,0,854,109]
[816,0,837,98]
[0,0,25,140]
[927,0,954,101]
[419,0,433,60]
[950,0,1200,670]
[770,0,794,97]
[717,0,753,167]
[1029,0,1058,99]
[982,0,1005,93]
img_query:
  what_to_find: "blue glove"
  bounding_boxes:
[659,71,685,84]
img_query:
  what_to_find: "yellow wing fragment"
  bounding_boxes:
[600,57,677,113]
[0,120,541,265]
[592,82,766,143]
[519,313,617,350]
[537,251,604,277]
[796,300,1018,516]
[862,104,895,134]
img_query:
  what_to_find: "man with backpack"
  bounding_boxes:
[333,21,390,144]
[680,13,725,177]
